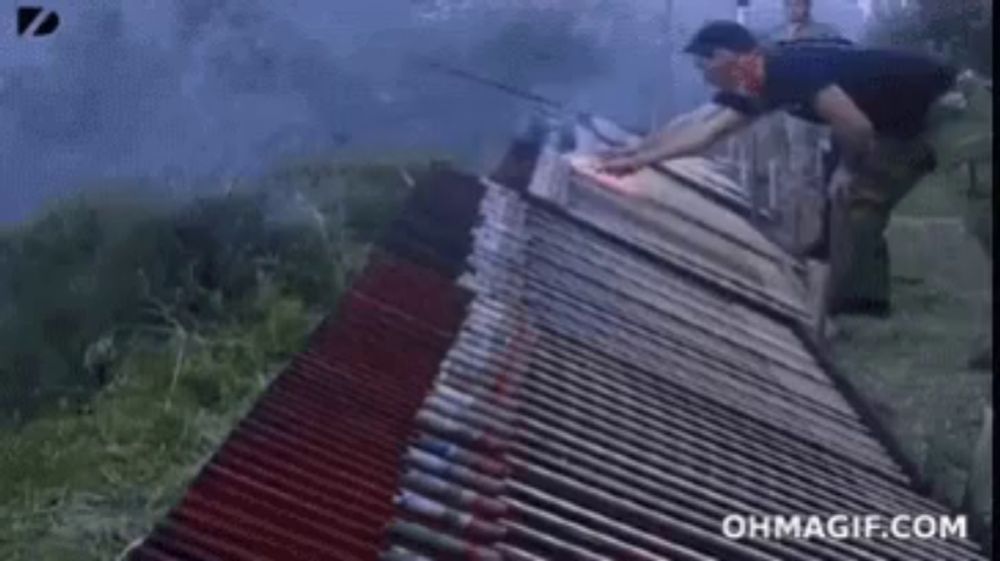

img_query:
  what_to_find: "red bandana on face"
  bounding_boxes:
[730,54,765,97]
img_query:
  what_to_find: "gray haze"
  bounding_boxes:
[0,0,863,223]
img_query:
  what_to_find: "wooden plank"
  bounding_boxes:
[528,122,814,323]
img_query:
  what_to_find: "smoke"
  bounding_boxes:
[0,1,631,222]
[0,0,863,223]
[746,0,867,40]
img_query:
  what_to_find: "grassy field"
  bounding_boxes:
[0,161,413,560]
[0,295,313,560]
[830,165,993,544]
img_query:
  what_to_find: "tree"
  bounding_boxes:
[869,0,992,75]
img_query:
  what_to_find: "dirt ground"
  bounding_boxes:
[829,168,992,541]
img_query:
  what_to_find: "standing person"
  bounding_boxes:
[766,0,843,45]
[764,0,847,255]
[766,0,847,191]
[595,21,991,321]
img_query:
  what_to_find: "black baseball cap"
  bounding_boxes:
[683,20,758,57]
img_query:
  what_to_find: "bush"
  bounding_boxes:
[866,0,992,76]
[0,292,316,561]
[0,159,412,424]
[0,157,418,559]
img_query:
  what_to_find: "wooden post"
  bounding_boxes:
[726,137,737,163]
[968,160,978,196]
[825,166,852,313]
[816,143,826,193]
[767,158,778,217]
[963,404,993,536]
[738,136,752,210]
[662,0,674,123]
[804,258,831,346]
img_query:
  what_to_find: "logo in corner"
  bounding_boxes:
[17,6,60,38]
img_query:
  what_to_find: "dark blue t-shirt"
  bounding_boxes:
[714,46,957,138]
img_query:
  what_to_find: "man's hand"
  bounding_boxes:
[592,141,642,161]
[594,105,753,176]
[812,85,876,175]
[841,140,877,175]
[594,152,650,176]
[593,141,656,176]
[594,146,633,159]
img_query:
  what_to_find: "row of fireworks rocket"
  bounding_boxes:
[376,178,977,561]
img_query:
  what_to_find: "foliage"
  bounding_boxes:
[468,10,610,87]
[833,166,993,551]
[866,0,992,75]
[0,159,415,559]
[0,292,313,561]
[0,160,411,425]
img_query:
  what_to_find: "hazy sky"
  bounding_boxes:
[0,0,864,224]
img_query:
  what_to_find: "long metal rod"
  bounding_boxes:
[409,56,649,136]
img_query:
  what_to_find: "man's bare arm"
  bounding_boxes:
[655,104,730,143]
[623,104,734,152]
[811,85,876,171]
[597,104,753,173]
[645,104,750,158]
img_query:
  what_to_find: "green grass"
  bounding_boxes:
[830,165,992,542]
[0,160,413,422]
[0,293,314,560]
[0,158,416,559]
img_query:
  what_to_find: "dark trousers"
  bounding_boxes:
[827,77,993,310]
